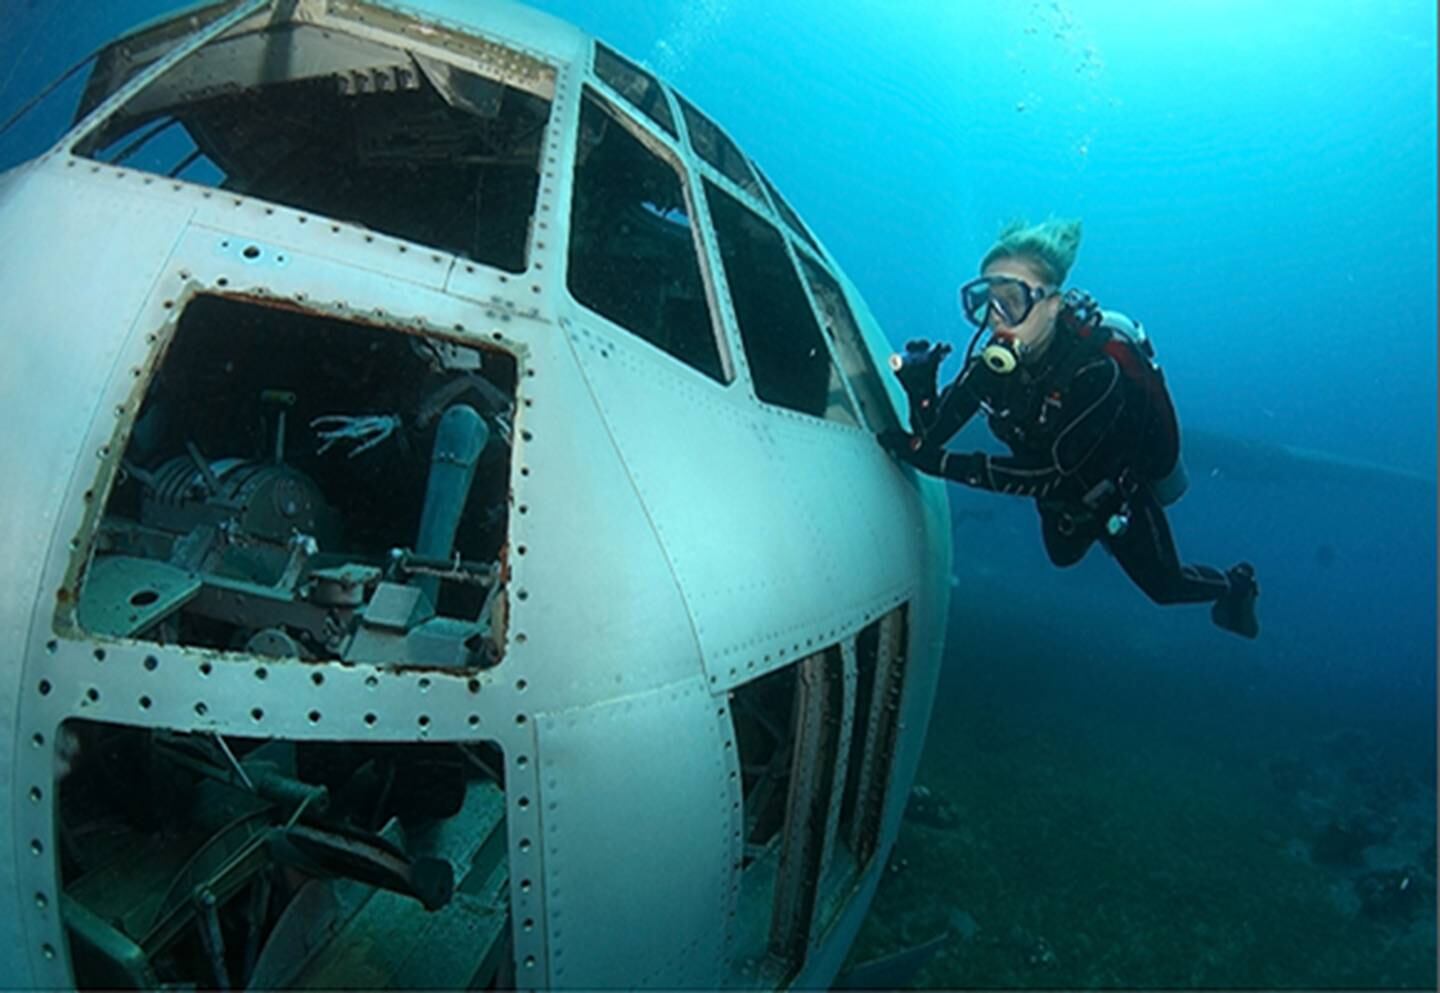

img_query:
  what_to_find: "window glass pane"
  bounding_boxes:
[796,254,901,433]
[569,90,725,382]
[593,42,676,138]
[73,20,550,273]
[705,181,856,424]
[675,94,763,200]
[757,170,822,256]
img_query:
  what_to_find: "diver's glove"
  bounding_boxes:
[890,339,952,404]
[878,430,943,475]
[877,432,989,484]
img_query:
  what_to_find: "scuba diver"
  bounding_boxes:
[880,218,1260,638]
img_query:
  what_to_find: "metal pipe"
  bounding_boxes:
[414,405,488,605]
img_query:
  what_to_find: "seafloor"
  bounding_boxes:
[847,598,1438,989]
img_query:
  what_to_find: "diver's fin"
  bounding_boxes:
[833,931,949,989]
[1210,562,1260,639]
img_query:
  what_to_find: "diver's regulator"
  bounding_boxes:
[979,338,1019,375]
[966,322,1033,377]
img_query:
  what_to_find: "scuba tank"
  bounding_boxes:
[1095,309,1187,506]
[1073,302,1187,507]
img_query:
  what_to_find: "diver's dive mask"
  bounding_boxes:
[959,276,1054,327]
[957,276,1056,375]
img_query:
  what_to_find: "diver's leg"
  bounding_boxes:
[1104,487,1226,602]
[1104,486,1258,635]
[1038,503,1096,567]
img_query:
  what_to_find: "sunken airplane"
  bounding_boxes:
[0,0,952,988]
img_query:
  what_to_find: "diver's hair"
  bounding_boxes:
[980,217,1083,286]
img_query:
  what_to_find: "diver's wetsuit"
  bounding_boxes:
[903,325,1233,607]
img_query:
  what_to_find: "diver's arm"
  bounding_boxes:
[935,450,1057,496]
[907,388,938,435]
[915,362,982,442]
[901,355,1126,497]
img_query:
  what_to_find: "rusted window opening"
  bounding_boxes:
[58,719,512,989]
[72,17,551,273]
[734,664,798,861]
[768,647,845,973]
[70,295,516,670]
[730,645,851,982]
[841,605,909,866]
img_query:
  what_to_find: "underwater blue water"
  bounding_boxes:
[1,0,1435,985]
[510,0,1440,790]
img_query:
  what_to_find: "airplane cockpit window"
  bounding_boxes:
[674,93,765,202]
[568,89,728,383]
[592,42,677,139]
[70,13,552,274]
[796,253,903,434]
[756,169,824,257]
[704,181,859,425]
[66,295,517,671]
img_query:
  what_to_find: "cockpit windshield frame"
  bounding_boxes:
[63,1,563,277]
